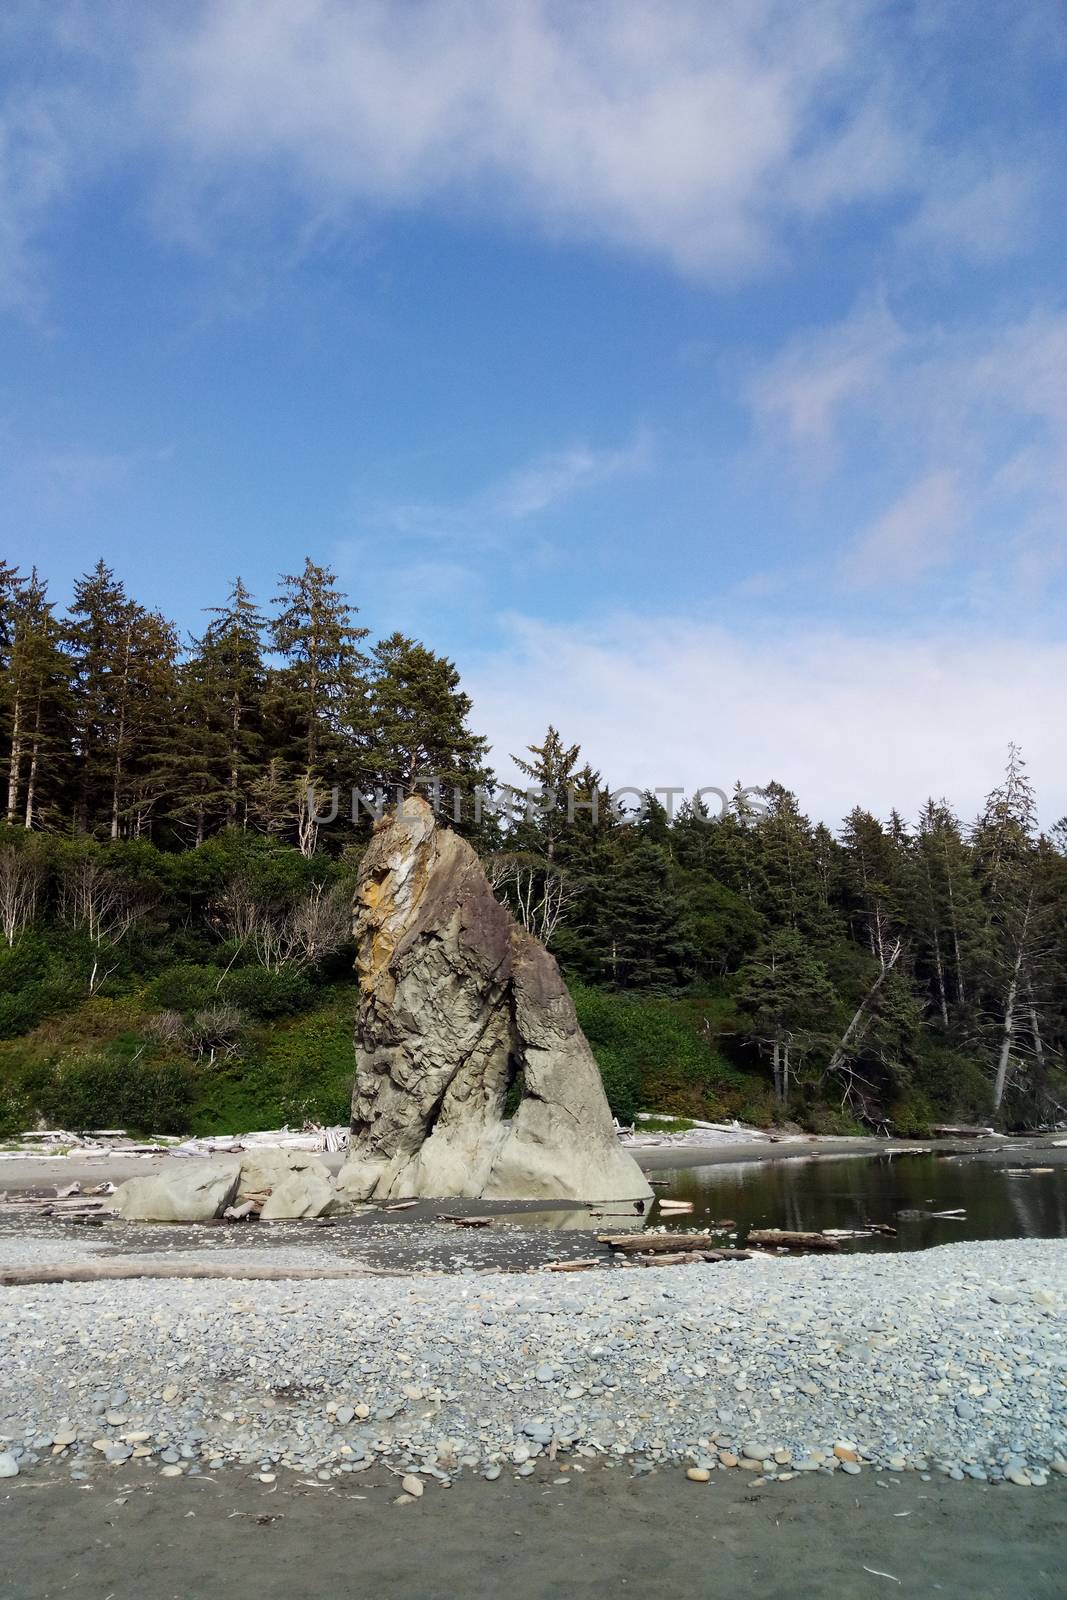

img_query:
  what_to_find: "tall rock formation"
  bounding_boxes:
[337,797,651,1203]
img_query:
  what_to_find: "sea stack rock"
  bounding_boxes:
[337,797,652,1203]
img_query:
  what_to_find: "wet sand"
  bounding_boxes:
[3,1461,1064,1600]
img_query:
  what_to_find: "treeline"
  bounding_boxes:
[1,558,1065,1133]
[0,557,489,847]
[500,732,1067,1127]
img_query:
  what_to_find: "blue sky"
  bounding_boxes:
[3,1,1066,822]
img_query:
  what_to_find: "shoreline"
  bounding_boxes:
[2,1129,1056,1194]
[4,1459,1065,1600]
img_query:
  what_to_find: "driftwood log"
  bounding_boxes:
[632,1249,751,1267]
[0,1261,401,1287]
[746,1229,842,1251]
[598,1229,735,1253]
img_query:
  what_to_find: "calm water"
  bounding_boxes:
[651,1148,1067,1252]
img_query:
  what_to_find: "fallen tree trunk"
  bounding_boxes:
[598,1228,734,1253]
[746,1229,841,1251]
[1,1260,401,1287]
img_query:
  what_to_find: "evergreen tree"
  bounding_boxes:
[974,746,1049,1110]
[3,570,71,828]
[594,837,696,991]
[270,558,368,777]
[168,578,268,841]
[736,928,838,1105]
[507,726,583,861]
[364,633,490,819]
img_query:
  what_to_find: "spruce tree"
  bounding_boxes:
[593,837,696,991]
[364,633,490,818]
[270,558,368,777]
[2,570,71,828]
[736,928,839,1105]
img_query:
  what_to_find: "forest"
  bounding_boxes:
[1,555,1065,1139]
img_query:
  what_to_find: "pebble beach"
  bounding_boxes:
[2,1237,1065,1492]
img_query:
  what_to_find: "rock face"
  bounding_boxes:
[337,797,652,1203]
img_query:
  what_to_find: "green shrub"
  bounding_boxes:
[0,1046,198,1136]
[148,963,219,1014]
[0,934,83,1038]
[222,966,315,1018]
[187,994,354,1133]
[572,983,749,1121]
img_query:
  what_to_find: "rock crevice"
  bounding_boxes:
[338,798,651,1203]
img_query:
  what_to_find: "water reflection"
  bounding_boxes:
[648,1150,1067,1252]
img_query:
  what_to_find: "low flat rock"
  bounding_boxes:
[260,1167,339,1221]
[109,1160,241,1223]
[237,1149,334,1201]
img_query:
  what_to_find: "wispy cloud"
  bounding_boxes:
[17,439,175,516]
[842,469,962,587]
[4,0,1059,303]
[748,301,1067,597]
[378,432,651,546]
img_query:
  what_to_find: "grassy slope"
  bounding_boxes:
[1,974,1002,1140]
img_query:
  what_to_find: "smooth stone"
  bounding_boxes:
[686,1467,711,1483]
[0,1453,19,1478]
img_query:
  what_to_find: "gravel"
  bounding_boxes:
[1,1239,1064,1489]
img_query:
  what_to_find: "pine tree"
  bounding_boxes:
[974,746,1049,1110]
[364,633,490,817]
[594,837,696,991]
[749,783,834,939]
[270,559,368,777]
[840,808,906,971]
[2,570,71,828]
[170,578,268,839]
[736,928,839,1105]
[66,561,178,838]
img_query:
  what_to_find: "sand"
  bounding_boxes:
[2,1460,1064,1600]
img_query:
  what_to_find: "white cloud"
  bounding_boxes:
[900,160,1039,261]
[745,302,904,470]
[1,2,1058,303]
[377,432,650,544]
[0,93,72,311]
[748,302,1067,593]
[843,469,962,586]
[464,613,1067,828]
[123,0,1045,279]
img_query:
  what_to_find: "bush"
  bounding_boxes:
[0,933,82,1038]
[0,1046,198,1136]
[186,994,354,1134]
[148,963,219,1015]
[572,983,749,1121]
[222,965,315,1018]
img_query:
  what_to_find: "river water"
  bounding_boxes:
[650,1147,1067,1252]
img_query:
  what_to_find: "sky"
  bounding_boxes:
[2,0,1066,826]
